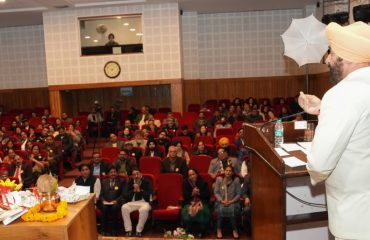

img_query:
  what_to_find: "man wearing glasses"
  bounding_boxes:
[208,147,238,179]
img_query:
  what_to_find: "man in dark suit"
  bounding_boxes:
[113,149,136,177]
[160,146,188,177]
[98,166,126,236]
[8,154,33,189]
[121,167,152,237]
[90,152,110,178]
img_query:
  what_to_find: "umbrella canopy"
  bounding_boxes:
[281,14,329,67]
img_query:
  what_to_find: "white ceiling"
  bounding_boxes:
[0,0,318,28]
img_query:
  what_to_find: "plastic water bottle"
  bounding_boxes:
[274,119,284,147]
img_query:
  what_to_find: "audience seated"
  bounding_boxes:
[157,130,171,153]
[130,130,147,151]
[98,166,126,236]
[193,112,211,130]
[196,125,212,138]
[208,147,238,179]
[172,140,190,165]
[119,127,133,140]
[160,146,188,177]
[192,141,212,157]
[182,168,211,238]
[90,152,110,178]
[74,163,101,201]
[29,144,48,182]
[2,149,16,165]
[113,149,136,177]
[121,167,152,237]
[8,154,33,189]
[144,139,164,158]
[214,165,241,239]
[105,133,124,148]
[42,135,62,176]
[123,141,142,164]
[135,105,153,128]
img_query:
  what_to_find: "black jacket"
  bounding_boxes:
[125,177,152,202]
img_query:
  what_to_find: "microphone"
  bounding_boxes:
[259,110,305,131]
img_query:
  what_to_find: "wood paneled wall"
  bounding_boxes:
[59,85,172,117]
[183,72,332,108]
[0,72,332,116]
[0,88,49,111]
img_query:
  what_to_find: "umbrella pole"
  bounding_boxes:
[305,64,309,94]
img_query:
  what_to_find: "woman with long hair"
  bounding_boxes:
[214,165,241,239]
[182,168,211,238]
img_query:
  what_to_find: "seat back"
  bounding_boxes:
[194,135,214,146]
[215,128,235,137]
[172,136,192,150]
[101,147,120,163]
[140,156,162,178]
[189,155,212,173]
[157,173,183,209]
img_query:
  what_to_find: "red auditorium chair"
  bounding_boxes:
[189,155,212,174]
[101,147,120,163]
[172,136,192,150]
[215,128,235,138]
[152,173,183,223]
[139,156,162,192]
[193,135,214,146]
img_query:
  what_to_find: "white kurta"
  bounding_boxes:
[307,67,370,239]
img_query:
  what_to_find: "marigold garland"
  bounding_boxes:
[21,201,68,222]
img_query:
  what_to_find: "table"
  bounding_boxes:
[0,194,98,240]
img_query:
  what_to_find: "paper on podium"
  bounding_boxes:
[283,156,306,168]
[275,148,289,156]
[281,143,305,152]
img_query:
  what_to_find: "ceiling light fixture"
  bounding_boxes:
[130,28,136,31]
[0,7,47,13]
[123,23,129,26]
[136,33,143,36]
[85,36,91,39]
[75,0,146,8]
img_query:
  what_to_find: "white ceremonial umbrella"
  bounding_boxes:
[281,14,329,92]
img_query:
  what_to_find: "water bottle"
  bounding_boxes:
[274,119,284,147]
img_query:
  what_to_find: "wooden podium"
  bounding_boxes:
[244,122,327,240]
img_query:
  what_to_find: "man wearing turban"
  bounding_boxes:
[299,21,370,240]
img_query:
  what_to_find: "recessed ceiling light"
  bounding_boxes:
[93,39,98,42]
[84,36,91,39]
[123,23,129,26]
[130,28,136,31]
[0,0,6,2]
[136,33,143,36]
[116,16,121,19]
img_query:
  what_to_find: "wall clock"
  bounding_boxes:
[104,61,121,78]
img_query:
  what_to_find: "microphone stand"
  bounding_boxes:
[259,111,305,131]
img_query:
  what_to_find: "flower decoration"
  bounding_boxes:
[0,179,23,192]
[22,201,68,222]
[164,227,194,239]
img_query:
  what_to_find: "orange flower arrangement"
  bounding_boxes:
[22,201,68,222]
